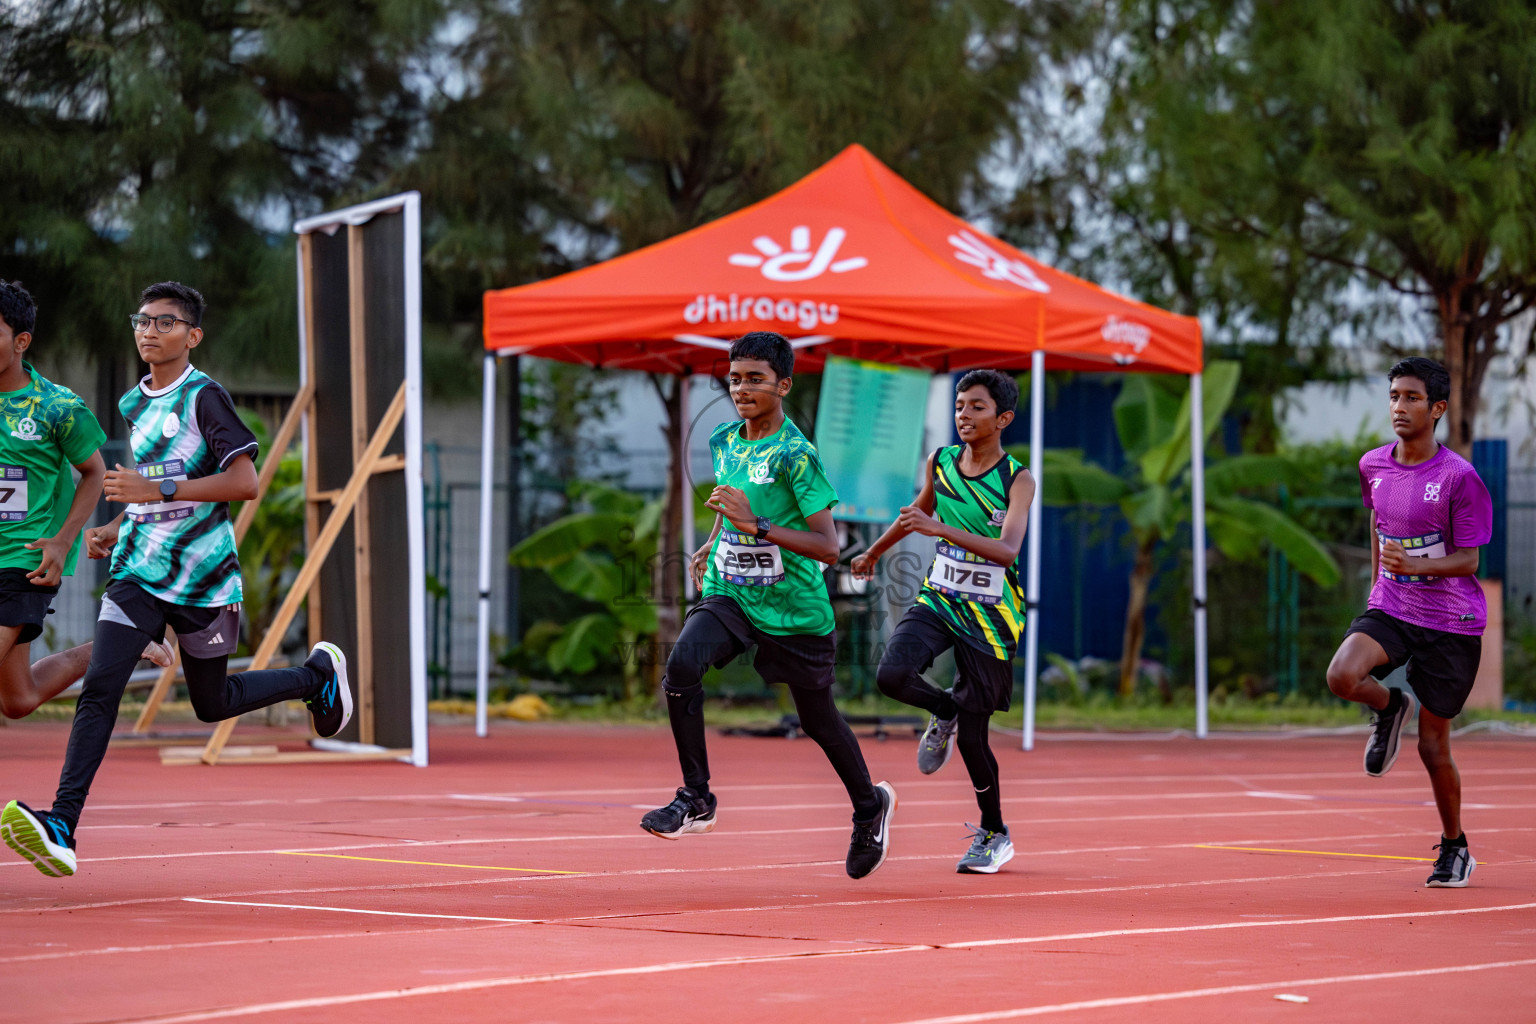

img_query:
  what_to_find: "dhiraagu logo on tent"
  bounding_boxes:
[729,226,868,282]
[1102,316,1153,364]
[949,230,1051,293]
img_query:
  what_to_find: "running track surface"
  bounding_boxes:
[2,720,1534,1023]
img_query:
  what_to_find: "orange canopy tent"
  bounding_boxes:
[476,144,1210,745]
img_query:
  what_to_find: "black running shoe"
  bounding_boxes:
[1426,838,1475,888]
[1364,687,1415,777]
[846,780,896,879]
[2,800,76,877]
[641,787,717,839]
[303,642,353,738]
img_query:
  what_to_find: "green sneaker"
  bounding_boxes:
[956,824,1013,874]
[2,800,77,877]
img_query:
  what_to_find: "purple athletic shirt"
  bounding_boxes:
[1359,442,1493,636]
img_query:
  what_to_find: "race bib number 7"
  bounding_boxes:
[714,531,785,586]
[126,459,198,524]
[0,465,28,522]
[925,542,1006,605]
[1379,530,1445,583]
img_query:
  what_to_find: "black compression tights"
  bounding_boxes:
[662,612,881,821]
[955,710,1004,833]
[51,620,321,830]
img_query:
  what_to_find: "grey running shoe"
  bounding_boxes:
[641,787,717,839]
[1426,839,1475,888]
[846,781,896,879]
[917,707,958,775]
[956,824,1014,874]
[1364,688,1415,777]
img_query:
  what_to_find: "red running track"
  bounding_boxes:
[2,719,1534,1023]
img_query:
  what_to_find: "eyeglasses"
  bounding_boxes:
[128,313,196,333]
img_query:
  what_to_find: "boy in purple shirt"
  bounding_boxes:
[1325,357,1492,888]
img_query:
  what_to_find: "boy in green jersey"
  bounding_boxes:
[3,281,352,878]
[852,370,1034,874]
[0,281,170,721]
[639,331,896,879]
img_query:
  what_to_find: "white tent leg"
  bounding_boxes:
[679,375,695,600]
[475,354,498,738]
[1190,371,1209,739]
[1023,350,1045,752]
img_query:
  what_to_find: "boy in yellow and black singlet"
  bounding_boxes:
[852,369,1034,874]
[3,282,353,878]
[0,280,172,723]
[640,331,896,879]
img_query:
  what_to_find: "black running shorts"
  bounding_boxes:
[0,567,59,644]
[687,595,836,691]
[886,604,1015,714]
[1344,609,1482,720]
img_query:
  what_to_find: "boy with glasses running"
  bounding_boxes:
[3,281,352,878]
[852,369,1032,874]
[0,280,170,722]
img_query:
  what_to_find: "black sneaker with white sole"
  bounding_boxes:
[1364,687,1415,777]
[1426,837,1475,887]
[2,800,77,877]
[846,780,896,879]
[304,642,353,738]
[641,787,717,839]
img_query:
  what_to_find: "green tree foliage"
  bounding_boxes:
[1019,361,1340,695]
[1,0,444,374]
[1011,0,1536,456]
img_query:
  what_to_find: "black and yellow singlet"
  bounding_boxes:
[914,445,1026,660]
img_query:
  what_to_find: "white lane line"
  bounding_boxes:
[887,958,1536,1023]
[182,898,537,923]
[73,765,1536,812]
[940,901,1536,949]
[115,944,928,1024]
[16,802,1536,873]
[0,922,518,964]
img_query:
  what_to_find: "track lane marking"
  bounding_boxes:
[183,898,538,923]
[274,852,583,874]
[1195,844,1439,862]
[118,944,927,1024]
[886,957,1536,1023]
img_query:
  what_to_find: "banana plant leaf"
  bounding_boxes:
[546,613,619,674]
[1137,360,1240,485]
[1208,494,1341,586]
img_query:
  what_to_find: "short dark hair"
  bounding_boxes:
[0,280,37,337]
[139,281,205,327]
[728,331,793,381]
[1388,357,1450,406]
[955,368,1019,415]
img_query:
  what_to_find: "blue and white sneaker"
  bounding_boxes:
[3,800,77,877]
[956,824,1013,874]
[304,642,353,738]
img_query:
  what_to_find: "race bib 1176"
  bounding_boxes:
[925,542,1006,605]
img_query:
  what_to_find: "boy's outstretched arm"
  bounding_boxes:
[850,453,938,578]
[896,469,1035,567]
[103,454,258,505]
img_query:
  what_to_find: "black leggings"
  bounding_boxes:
[51,620,321,830]
[877,641,1005,834]
[662,610,881,822]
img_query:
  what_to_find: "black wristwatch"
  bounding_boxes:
[159,478,178,500]
[754,516,773,540]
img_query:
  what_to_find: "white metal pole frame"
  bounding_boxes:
[1022,349,1045,752]
[680,375,696,600]
[1190,371,1209,739]
[402,193,429,766]
[475,354,499,738]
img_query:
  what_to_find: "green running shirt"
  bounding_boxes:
[915,445,1026,660]
[110,366,259,607]
[702,416,839,637]
[0,363,107,575]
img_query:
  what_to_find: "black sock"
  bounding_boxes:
[1383,688,1402,713]
[1445,832,1467,847]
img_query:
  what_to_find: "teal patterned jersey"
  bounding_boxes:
[0,363,107,574]
[111,366,259,606]
[702,416,839,636]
